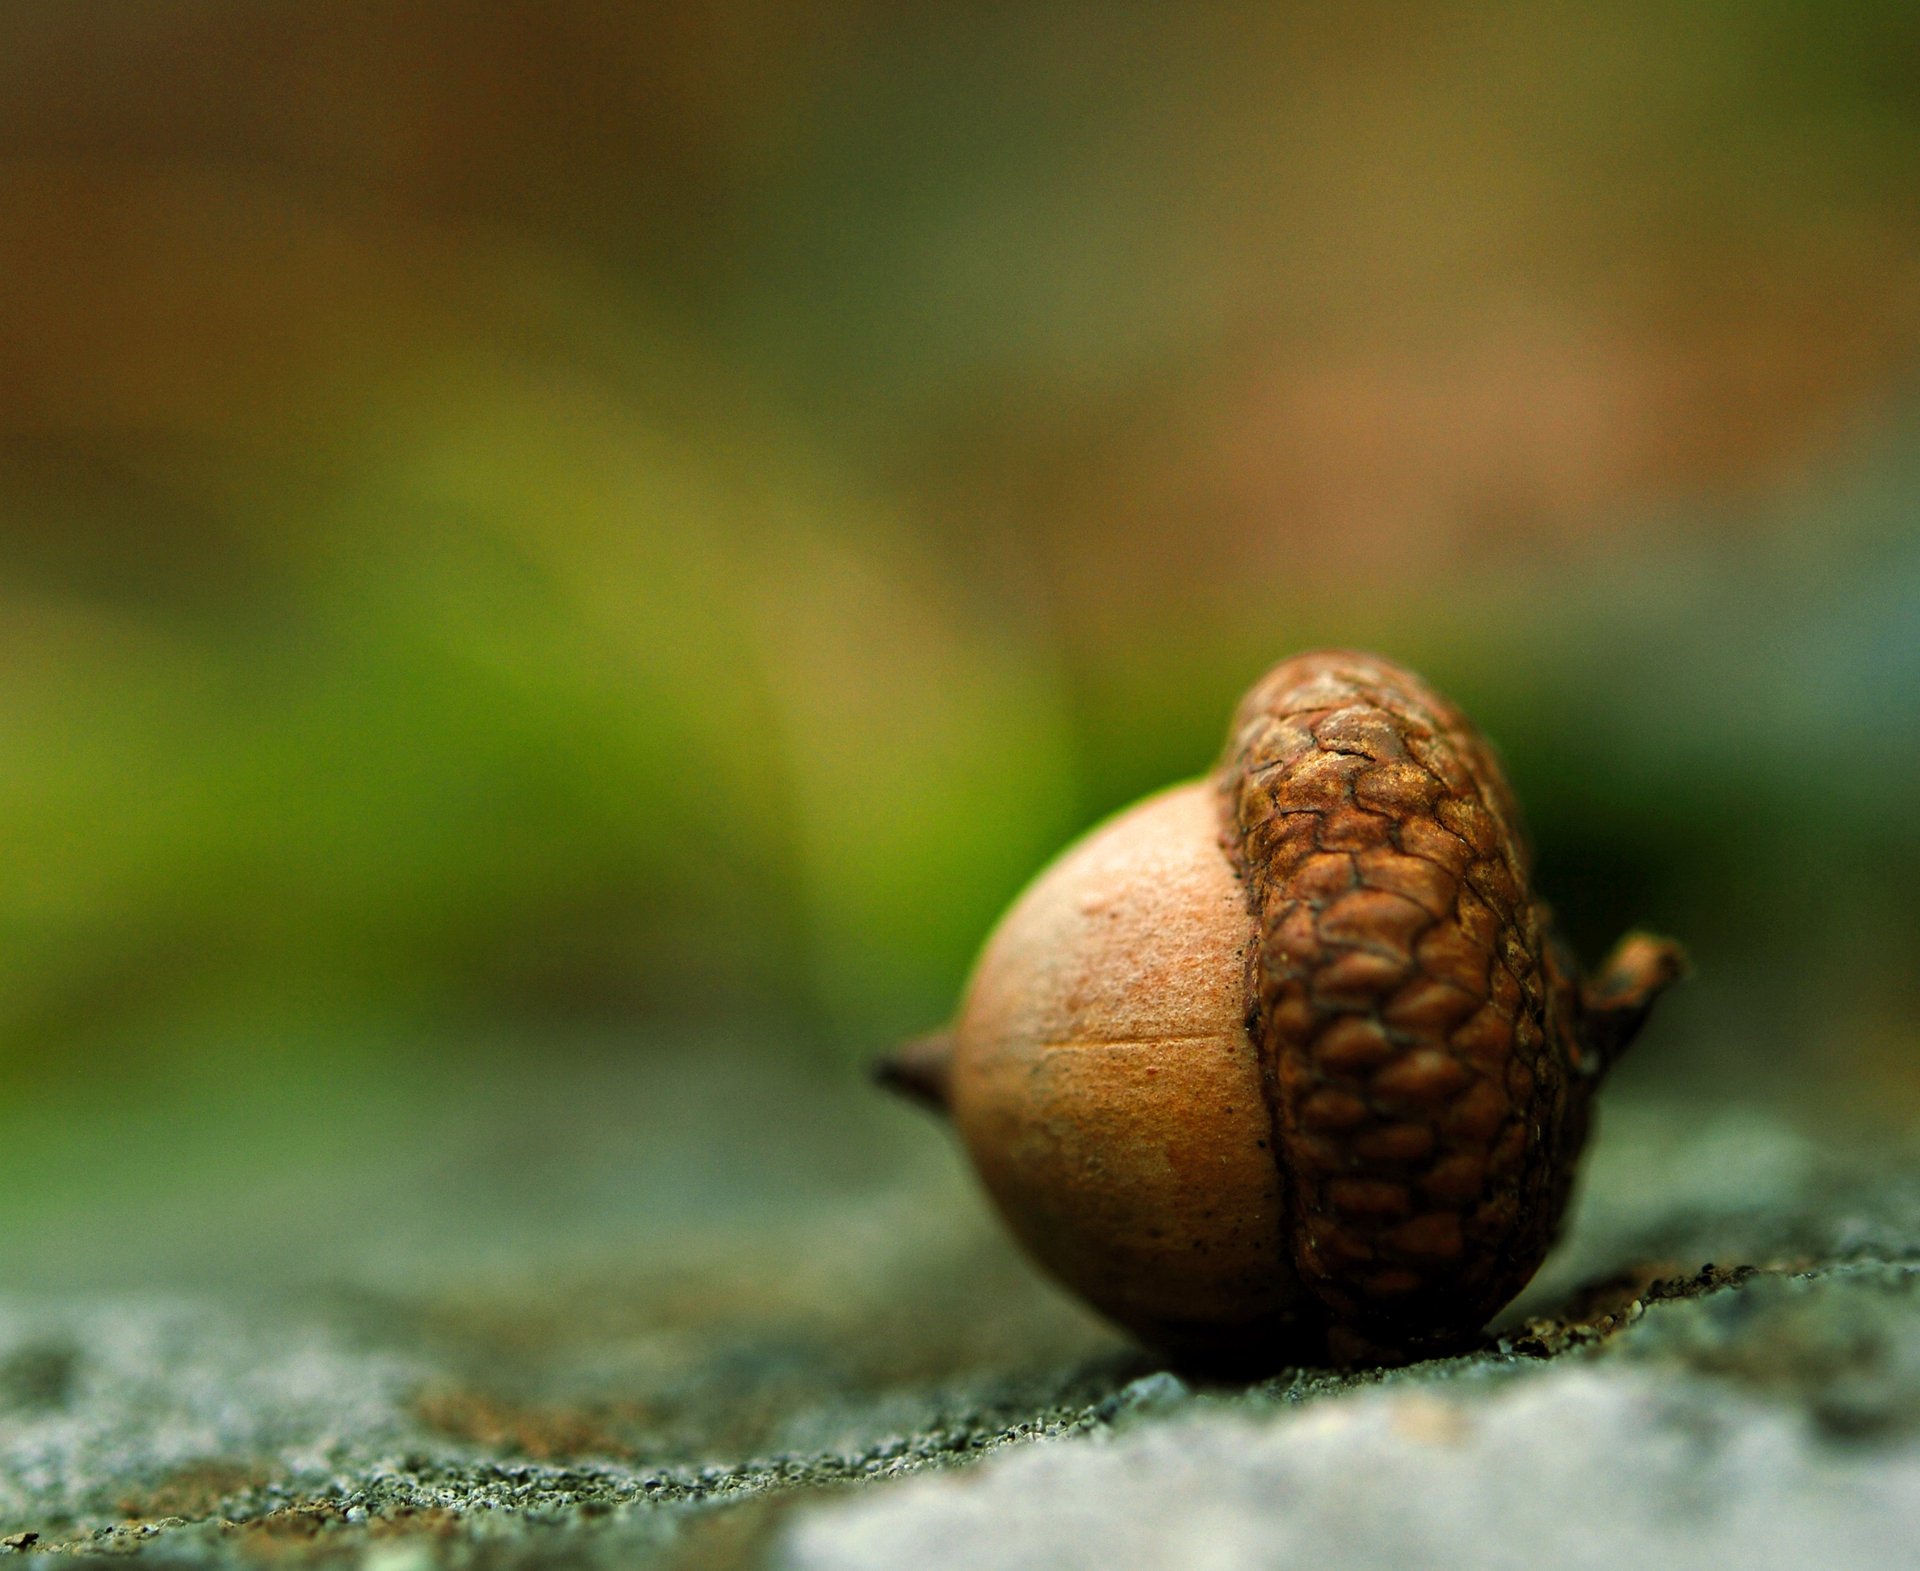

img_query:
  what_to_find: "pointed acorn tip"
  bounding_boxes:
[871,1030,956,1116]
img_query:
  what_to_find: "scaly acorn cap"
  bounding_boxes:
[1215,650,1684,1348]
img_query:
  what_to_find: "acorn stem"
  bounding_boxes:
[872,1030,956,1115]
[1579,931,1689,1076]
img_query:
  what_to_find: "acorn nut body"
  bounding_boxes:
[879,650,1684,1371]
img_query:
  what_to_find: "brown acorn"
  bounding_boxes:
[878,650,1684,1372]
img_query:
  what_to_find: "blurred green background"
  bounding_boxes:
[2,3,1918,1284]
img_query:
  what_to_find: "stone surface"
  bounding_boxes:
[782,1268,1920,1571]
[1,1053,1918,1568]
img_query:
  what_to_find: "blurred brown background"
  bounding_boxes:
[2,3,1918,1281]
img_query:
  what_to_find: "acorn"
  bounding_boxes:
[877,650,1683,1372]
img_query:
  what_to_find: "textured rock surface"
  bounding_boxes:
[783,1345,1920,1571]
[1,1057,1917,1568]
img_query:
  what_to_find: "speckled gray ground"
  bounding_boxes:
[3,1048,1918,1568]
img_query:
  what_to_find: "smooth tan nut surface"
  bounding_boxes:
[949,783,1308,1360]
[882,649,1686,1371]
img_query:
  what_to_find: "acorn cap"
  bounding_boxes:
[1216,650,1682,1344]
